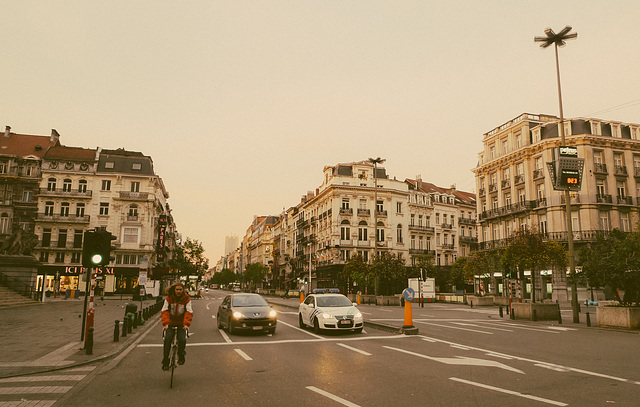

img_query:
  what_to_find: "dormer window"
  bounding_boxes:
[105,162,115,169]
[132,163,142,170]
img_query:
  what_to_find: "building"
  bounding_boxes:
[473,113,640,303]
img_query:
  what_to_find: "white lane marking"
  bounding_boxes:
[421,336,640,386]
[383,346,524,374]
[337,343,372,356]
[547,326,578,331]
[417,321,493,334]
[0,375,85,383]
[480,321,561,334]
[306,386,361,407]
[449,377,568,406]
[278,320,325,339]
[451,322,513,332]
[234,349,252,361]
[0,386,72,394]
[219,329,232,343]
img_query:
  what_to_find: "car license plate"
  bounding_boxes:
[339,320,350,325]
[253,326,263,330]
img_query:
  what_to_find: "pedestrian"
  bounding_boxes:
[161,282,193,370]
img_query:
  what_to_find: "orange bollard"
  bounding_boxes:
[403,298,413,328]
[357,294,361,305]
[300,291,304,303]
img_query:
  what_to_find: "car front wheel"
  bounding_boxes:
[298,313,305,329]
[313,317,321,334]
[216,313,223,329]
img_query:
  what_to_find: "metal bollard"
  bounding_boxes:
[506,305,509,315]
[558,309,562,325]
[114,320,120,342]
[586,312,591,327]
[499,305,503,318]
[85,327,94,355]
[132,313,138,329]
[532,309,537,322]
[138,310,143,325]
[510,308,515,320]
[122,318,128,337]
[127,315,133,333]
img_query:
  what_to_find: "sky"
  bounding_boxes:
[2,1,640,264]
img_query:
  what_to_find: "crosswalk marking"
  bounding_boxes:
[0,375,85,383]
[0,386,72,394]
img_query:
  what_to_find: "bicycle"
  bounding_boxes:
[163,326,189,388]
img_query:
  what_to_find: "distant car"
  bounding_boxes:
[298,292,363,334]
[217,293,277,334]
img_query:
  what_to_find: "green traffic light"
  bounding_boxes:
[91,254,103,264]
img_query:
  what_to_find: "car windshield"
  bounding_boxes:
[316,295,353,307]
[232,295,268,307]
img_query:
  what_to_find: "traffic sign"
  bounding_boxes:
[402,287,415,302]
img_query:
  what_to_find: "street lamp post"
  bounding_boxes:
[368,157,385,296]
[308,242,312,295]
[535,26,580,323]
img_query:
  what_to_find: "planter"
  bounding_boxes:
[511,302,560,321]
[468,296,494,306]
[596,306,640,329]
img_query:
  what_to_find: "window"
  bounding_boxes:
[71,253,81,263]
[539,215,547,234]
[614,152,624,168]
[45,202,54,216]
[596,179,606,196]
[359,199,367,210]
[105,162,115,169]
[102,180,111,191]
[47,178,57,191]
[55,252,65,263]
[76,203,85,217]
[341,198,350,210]
[340,250,350,262]
[376,222,384,242]
[418,235,424,250]
[131,181,140,193]
[22,190,33,202]
[591,122,601,135]
[397,224,403,243]
[74,229,83,248]
[410,214,415,226]
[617,180,626,198]
[504,193,511,207]
[358,221,368,241]
[425,216,431,227]
[620,213,630,232]
[63,179,72,192]
[599,212,610,231]
[532,128,541,143]
[376,200,383,213]
[78,180,87,193]
[518,189,526,204]
[536,184,545,200]
[100,202,109,215]
[340,220,350,241]
[132,163,142,170]
[535,156,543,170]
[39,252,49,262]
[123,227,139,243]
[60,202,70,217]
[492,197,498,210]
[490,144,496,159]
[593,151,603,164]
[436,213,440,224]
[58,229,67,248]
[42,228,51,247]
[0,161,7,174]
[516,162,524,176]
[396,202,402,213]
[128,204,139,217]
[0,213,10,234]
[357,250,369,263]
[515,131,522,148]
[418,215,423,227]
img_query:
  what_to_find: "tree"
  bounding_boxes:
[370,252,407,295]
[243,263,268,291]
[341,254,370,294]
[580,229,640,305]
[450,256,473,292]
[210,268,237,286]
[169,238,209,278]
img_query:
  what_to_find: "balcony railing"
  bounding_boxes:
[478,230,610,250]
[409,249,435,256]
[533,168,544,179]
[635,166,640,177]
[459,235,478,243]
[357,240,370,247]
[440,223,453,229]
[489,184,497,192]
[376,210,387,217]
[501,180,510,188]
[596,194,613,204]
[39,188,93,198]
[339,208,353,216]
[458,217,476,225]
[118,191,149,200]
[408,224,435,233]
[616,195,633,205]
[36,213,90,223]
[560,194,581,204]
[478,188,485,196]
[614,165,628,176]
[357,209,370,216]
[441,243,456,250]
[593,163,607,174]
[514,174,525,184]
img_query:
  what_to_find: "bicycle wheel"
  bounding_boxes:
[169,342,177,388]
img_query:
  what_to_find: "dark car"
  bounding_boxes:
[216,293,277,334]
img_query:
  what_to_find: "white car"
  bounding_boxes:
[298,292,363,334]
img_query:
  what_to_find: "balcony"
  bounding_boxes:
[489,184,497,193]
[357,209,370,216]
[514,174,525,185]
[36,213,90,223]
[117,191,149,201]
[593,163,607,174]
[459,235,478,243]
[533,198,547,208]
[357,240,370,247]
[376,241,388,247]
[339,239,353,246]
[458,217,476,225]
[409,249,435,256]
[533,168,545,179]
[635,166,640,177]
[501,180,510,188]
[339,208,353,216]
[617,195,633,205]
[440,223,453,230]
[560,194,581,204]
[596,194,613,204]
[375,210,387,217]
[127,215,139,221]
[441,243,456,250]
[39,188,93,199]
[408,224,435,233]
[614,165,628,177]
[478,188,485,197]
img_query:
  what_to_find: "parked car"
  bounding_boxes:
[298,292,363,334]
[217,293,277,334]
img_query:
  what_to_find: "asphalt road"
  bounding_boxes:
[49,291,640,406]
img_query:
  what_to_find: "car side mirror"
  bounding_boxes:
[352,302,357,306]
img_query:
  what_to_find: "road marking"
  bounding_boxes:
[219,329,232,343]
[337,343,372,356]
[416,321,493,334]
[306,386,361,407]
[383,346,524,374]
[547,326,577,331]
[0,375,85,383]
[449,377,568,406]
[278,320,325,339]
[0,386,72,394]
[234,349,252,361]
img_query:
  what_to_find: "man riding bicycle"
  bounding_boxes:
[161,282,193,370]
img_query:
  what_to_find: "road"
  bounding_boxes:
[14,291,640,406]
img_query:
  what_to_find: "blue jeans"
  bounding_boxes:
[163,326,187,362]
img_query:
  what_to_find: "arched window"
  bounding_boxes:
[396,224,403,243]
[44,201,54,216]
[358,221,368,241]
[128,204,139,219]
[340,219,350,241]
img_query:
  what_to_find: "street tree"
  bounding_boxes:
[371,252,407,295]
[450,256,473,292]
[210,268,238,287]
[169,237,209,279]
[243,263,268,291]
[341,254,370,294]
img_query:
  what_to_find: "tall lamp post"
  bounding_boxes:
[368,157,385,295]
[535,26,580,323]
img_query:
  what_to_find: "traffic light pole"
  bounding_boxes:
[80,267,96,343]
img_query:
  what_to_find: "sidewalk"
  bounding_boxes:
[1,296,160,378]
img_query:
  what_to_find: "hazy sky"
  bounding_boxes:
[3,1,640,263]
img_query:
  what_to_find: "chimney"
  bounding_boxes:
[50,129,60,143]
[4,126,10,138]
[416,174,422,185]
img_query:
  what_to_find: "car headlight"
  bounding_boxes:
[232,311,243,319]
[354,312,362,318]
[268,310,277,318]
[321,312,334,319]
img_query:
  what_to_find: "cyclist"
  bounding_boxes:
[161,282,193,370]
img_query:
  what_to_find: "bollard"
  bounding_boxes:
[122,318,128,337]
[558,309,563,325]
[506,306,509,315]
[127,315,133,333]
[510,308,515,320]
[114,320,120,342]
[132,313,138,329]
[470,300,473,308]
[499,305,503,318]
[586,312,591,327]
[85,327,94,355]
[138,310,143,325]
[532,309,537,322]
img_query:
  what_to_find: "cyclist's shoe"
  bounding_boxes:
[178,355,185,365]
[162,359,169,371]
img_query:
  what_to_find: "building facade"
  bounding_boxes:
[473,113,640,302]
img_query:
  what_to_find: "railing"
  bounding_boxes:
[501,180,510,188]
[409,249,435,256]
[440,223,453,229]
[614,165,628,176]
[489,184,497,192]
[514,174,525,184]
[357,240,370,247]
[560,194,581,204]
[35,213,90,223]
[0,272,38,301]
[616,196,633,205]
[39,188,93,198]
[596,194,613,204]
[635,167,640,177]
[479,230,610,250]
[376,210,387,217]
[459,235,478,243]
[441,243,456,250]
[408,224,435,233]
[339,208,353,216]
[357,209,370,216]
[593,163,607,174]
[118,191,149,200]
[478,188,485,196]
[458,217,476,225]
[533,198,547,208]
[127,215,139,221]
[533,168,545,179]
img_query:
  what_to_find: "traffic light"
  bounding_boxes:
[82,229,116,268]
